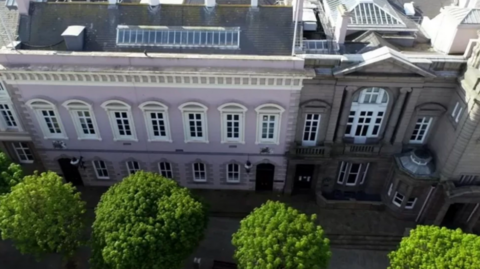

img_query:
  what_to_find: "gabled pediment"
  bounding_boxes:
[333,47,436,78]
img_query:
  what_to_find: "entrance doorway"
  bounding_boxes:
[255,163,274,191]
[293,164,315,194]
[442,203,467,230]
[58,158,83,186]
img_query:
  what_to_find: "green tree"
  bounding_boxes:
[232,201,331,269]
[0,152,23,195]
[388,225,480,269]
[0,171,86,260]
[91,171,208,269]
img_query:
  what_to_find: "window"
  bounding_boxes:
[158,162,173,179]
[393,192,404,207]
[26,99,67,139]
[337,162,370,186]
[218,103,247,144]
[192,162,207,182]
[388,183,393,196]
[93,160,109,180]
[346,88,388,143]
[410,117,432,144]
[126,160,140,175]
[226,163,241,183]
[302,114,321,146]
[116,26,240,49]
[457,175,479,186]
[405,197,417,209]
[12,142,33,163]
[139,102,172,142]
[451,102,464,123]
[179,102,208,143]
[255,104,285,144]
[63,100,101,140]
[0,103,18,130]
[101,100,137,141]
[350,3,404,25]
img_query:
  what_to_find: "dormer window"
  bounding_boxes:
[116,26,240,49]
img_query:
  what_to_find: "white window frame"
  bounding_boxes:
[192,162,207,182]
[0,100,21,131]
[409,116,432,144]
[62,100,101,140]
[255,104,285,145]
[388,183,393,196]
[158,162,173,179]
[337,161,370,186]
[226,163,241,183]
[179,102,209,143]
[101,100,137,141]
[139,101,172,142]
[218,103,247,144]
[302,113,321,146]
[405,197,417,209]
[126,160,140,175]
[12,142,34,164]
[26,99,67,139]
[346,88,388,143]
[93,160,110,180]
[451,102,464,123]
[393,192,404,207]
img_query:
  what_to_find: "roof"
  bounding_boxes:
[441,6,480,25]
[352,31,399,53]
[390,0,453,18]
[0,1,19,48]
[324,0,408,29]
[19,3,294,56]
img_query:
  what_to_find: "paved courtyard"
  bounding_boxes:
[0,187,408,269]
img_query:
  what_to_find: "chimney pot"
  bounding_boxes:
[61,26,86,51]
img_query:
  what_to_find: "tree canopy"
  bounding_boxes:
[388,225,480,269]
[0,171,86,259]
[232,201,331,269]
[91,171,208,269]
[0,152,23,195]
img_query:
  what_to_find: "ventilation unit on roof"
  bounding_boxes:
[61,26,86,51]
[404,2,415,15]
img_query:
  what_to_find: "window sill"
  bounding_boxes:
[96,178,111,181]
[255,141,279,145]
[192,180,208,183]
[148,139,173,143]
[226,181,241,184]
[19,161,34,164]
[221,140,245,144]
[44,136,69,140]
[185,140,209,144]
[113,138,138,142]
[78,137,102,141]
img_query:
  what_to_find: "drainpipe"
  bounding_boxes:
[291,0,302,55]
[416,185,436,223]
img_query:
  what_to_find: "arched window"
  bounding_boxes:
[62,100,101,140]
[346,88,389,143]
[218,103,248,144]
[139,101,171,142]
[101,100,137,141]
[26,99,67,139]
[179,102,208,143]
[255,104,285,145]
[126,160,140,175]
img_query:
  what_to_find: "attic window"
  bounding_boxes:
[350,3,403,25]
[116,26,240,49]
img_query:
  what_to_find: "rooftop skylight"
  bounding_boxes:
[350,2,403,25]
[116,26,240,49]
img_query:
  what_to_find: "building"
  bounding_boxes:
[0,0,314,190]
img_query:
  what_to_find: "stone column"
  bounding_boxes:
[441,99,480,178]
[393,87,422,146]
[383,87,411,144]
[325,85,348,143]
[335,86,357,143]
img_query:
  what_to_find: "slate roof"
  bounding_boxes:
[18,3,294,56]
[0,1,19,48]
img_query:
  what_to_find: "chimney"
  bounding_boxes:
[205,0,215,7]
[16,0,30,15]
[292,0,304,21]
[251,0,258,7]
[334,5,351,44]
[61,26,86,51]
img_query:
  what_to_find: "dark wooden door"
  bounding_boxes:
[58,158,83,186]
[293,164,315,193]
[255,163,274,191]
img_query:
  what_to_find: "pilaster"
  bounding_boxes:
[393,87,422,146]
[384,87,411,144]
[325,85,348,143]
[334,86,357,143]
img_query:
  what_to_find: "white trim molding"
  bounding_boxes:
[218,103,247,144]
[2,71,307,90]
[26,98,68,140]
[62,99,102,141]
[179,102,209,143]
[139,101,172,142]
[255,103,285,145]
[101,100,137,142]
[0,99,22,132]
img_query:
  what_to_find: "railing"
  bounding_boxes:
[294,145,330,157]
[344,144,381,155]
[302,40,339,54]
